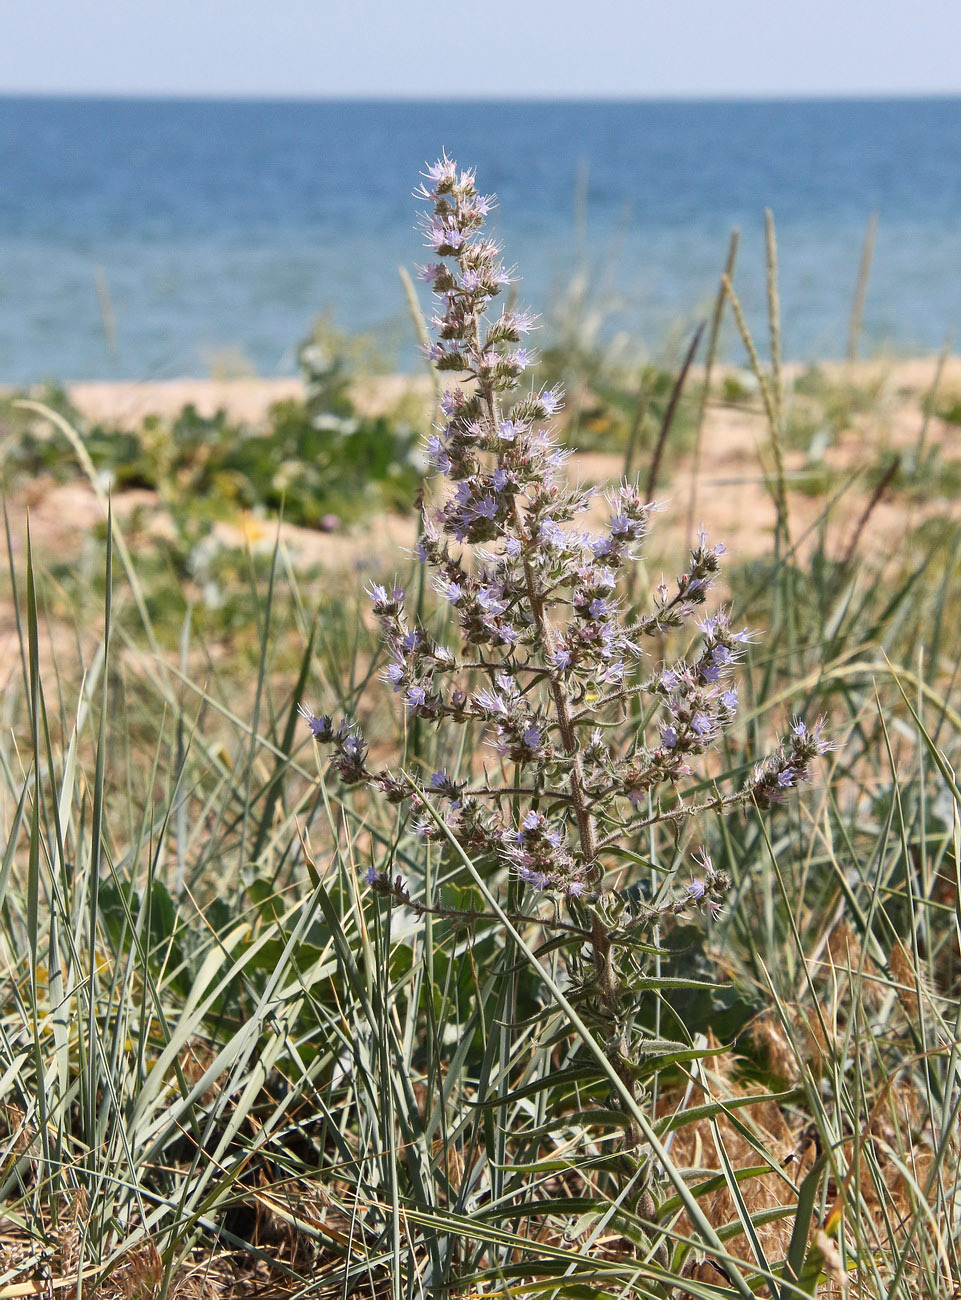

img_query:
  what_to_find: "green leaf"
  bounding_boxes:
[657,1165,775,1219]
[781,1153,828,1299]
[653,1088,803,1138]
[469,1065,604,1110]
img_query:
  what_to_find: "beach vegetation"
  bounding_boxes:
[0,161,958,1300]
[0,323,424,533]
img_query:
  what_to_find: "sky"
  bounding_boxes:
[2,0,960,99]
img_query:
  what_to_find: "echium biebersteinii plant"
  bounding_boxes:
[300,158,831,1141]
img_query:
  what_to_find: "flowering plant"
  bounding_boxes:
[301,157,830,1149]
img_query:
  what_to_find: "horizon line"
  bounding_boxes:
[2,89,960,104]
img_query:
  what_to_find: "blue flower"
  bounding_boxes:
[523,724,543,750]
[406,686,427,711]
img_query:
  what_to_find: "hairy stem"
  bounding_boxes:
[460,287,620,1016]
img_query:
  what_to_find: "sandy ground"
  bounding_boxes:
[3,357,960,579]
[66,377,305,426]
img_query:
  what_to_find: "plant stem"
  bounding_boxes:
[463,301,619,1014]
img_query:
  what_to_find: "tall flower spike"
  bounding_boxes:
[301,157,831,958]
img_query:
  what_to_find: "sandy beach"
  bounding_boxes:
[33,357,959,429]
[3,356,960,579]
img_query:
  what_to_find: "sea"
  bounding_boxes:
[1,96,960,382]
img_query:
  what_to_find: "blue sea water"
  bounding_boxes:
[0,96,960,381]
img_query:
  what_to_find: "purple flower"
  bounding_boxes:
[365,865,380,886]
[477,586,506,613]
[662,726,678,750]
[539,387,563,415]
[660,670,679,690]
[406,685,427,710]
[473,497,498,521]
[567,880,586,898]
[424,158,456,185]
[691,714,712,736]
[721,690,739,711]
[300,710,334,742]
[523,724,542,750]
[426,435,451,473]
[688,879,707,901]
[498,420,524,441]
[588,598,610,620]
[552,647,573,670]
[475,687,507,715]
[777,768,795,788]
[384,663,405,690]
[492,468,509,491]
[713,645,732,666]
[429,224,464,252]
[539,519,565,546]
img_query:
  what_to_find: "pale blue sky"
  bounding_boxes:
[3,0,960,98]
